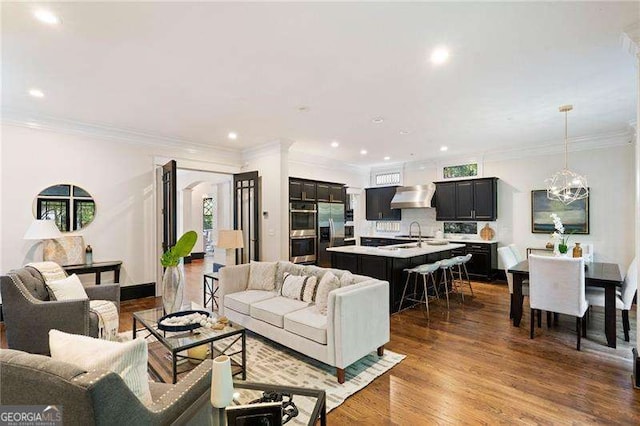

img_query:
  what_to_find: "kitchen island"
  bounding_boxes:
[327,242,466,313]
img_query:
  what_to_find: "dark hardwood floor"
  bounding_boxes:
[2,258,639,423]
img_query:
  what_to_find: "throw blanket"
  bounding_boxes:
[27,261,119,341]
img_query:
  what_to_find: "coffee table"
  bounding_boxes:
[133,307,246,384]
[171,381,327,426]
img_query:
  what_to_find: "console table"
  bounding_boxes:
[63,261,122,284]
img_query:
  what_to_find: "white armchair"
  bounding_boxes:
[586,258,637,342]
[498,246,529,319]
[529,255,588,350]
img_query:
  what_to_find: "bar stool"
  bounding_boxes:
[453,253,474,301]
[399,261,441,318]
[438,258,459,309]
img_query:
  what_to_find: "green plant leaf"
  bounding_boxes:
[173,231,198,258]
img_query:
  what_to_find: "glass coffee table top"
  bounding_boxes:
[133,306,245,352]
[172,381,327,426]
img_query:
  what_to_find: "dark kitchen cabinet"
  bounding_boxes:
[289,179,316,201]
[316,184,330,202]
[449,241,498,280]
[329,185,345,203]
[435,178,498,221]
[365,186,402,221]
[309,182,343,203]
[434,182,456,220]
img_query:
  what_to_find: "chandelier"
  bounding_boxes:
[545,105,588,204]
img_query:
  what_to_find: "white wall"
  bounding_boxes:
[1,123,241,286]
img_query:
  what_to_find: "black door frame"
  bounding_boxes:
[233,171,260,263]
[162,160,177,253]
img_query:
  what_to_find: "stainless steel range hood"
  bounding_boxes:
[390,184,436,209]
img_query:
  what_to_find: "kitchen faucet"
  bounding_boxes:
[409,221,422,247]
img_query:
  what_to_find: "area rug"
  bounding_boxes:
[122,331,404,422]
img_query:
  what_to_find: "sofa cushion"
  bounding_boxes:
[275,262,305,291]
[315,271,340,315]
[280,273,318,302]
[340,271,356,287]
[46,274,88,301]
[250,296,310,328]
[224,290,276,315]
[11,267,49,301]
[284,306,328,344]
[248,261,278,291]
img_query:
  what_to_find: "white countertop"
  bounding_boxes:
[328,242,466,258]
[358,234,497,244]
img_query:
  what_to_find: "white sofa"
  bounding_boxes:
[219,261,390,383]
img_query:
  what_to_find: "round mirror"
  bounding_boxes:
[33,184,96,232]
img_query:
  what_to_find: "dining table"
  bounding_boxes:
[508,259,623,348]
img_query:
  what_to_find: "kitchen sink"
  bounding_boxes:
[379,244,419,251]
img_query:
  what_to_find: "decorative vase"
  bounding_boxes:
[162,265,184,315]
[573,242,583,258]
[210,355,234,408]
[558,244,568,255]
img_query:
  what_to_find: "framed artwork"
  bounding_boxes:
[531,190,589,234]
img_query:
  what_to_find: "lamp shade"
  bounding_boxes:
[217,230,244,249]
[24,220,62,240]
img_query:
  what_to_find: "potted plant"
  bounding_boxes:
[550,213,571,255]
[161,230,197,314]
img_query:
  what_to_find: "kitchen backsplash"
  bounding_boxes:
[443,222,478,234]
[397,208,438,236]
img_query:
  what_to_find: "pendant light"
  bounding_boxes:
[545,105,588,204]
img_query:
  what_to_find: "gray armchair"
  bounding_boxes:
[0,349,211,426]
[0,266,120,355]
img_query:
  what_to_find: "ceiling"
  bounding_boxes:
[2,2,638,166]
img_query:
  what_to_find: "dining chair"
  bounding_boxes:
[586,257,637,341]
[508,244,525,263]
[498,246,529,319]
[529,255,588,350]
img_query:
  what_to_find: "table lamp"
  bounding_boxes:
[24,219,62,260]
[217,230,244,266]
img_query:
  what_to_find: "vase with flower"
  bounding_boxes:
[550,213,571,256]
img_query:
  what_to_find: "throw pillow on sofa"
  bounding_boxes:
[315,271,340,315]
[281,273,318,302]
[248,261,278,291]
[275,261,305,291]
[49,329,152,405]
[339,271,356,287]
[46,274,89,301]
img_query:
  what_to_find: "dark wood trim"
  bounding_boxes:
[633,348,640,389]
[121,282,156,301]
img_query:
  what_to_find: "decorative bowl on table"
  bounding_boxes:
[157,310,212,332]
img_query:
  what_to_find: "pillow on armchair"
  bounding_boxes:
[49,330,152,405]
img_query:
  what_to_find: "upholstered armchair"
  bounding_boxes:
[0,349,211,426]
[0,265,120,355]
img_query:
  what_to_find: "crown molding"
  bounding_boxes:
[241,139,294,162]
[2,109,242,164]
[621,22,640,58]
[482,128,633,163]
[288,150,370,175]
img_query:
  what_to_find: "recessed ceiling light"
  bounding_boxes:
[331,141,339,148]
[34,9,60,25]
[297,106,310,112]
[28,89,44,98]
[400,130,409,135]
[360,149,368,155]
[440,146,448,152]
[384,156,391,161]
[372,117,384,124]
[430,47,450,65]
[228,132,238,140]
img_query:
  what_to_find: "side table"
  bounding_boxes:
[203,272,219,310]
[63,261,122,284]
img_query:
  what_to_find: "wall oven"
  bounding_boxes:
[290,202,317,237]
[290,235,316,264]
[290,201,317,263]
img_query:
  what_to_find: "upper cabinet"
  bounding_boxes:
[435,178,498,221]
[365,186,402,221]
[289,179,316,201]
[290,178,344,203]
